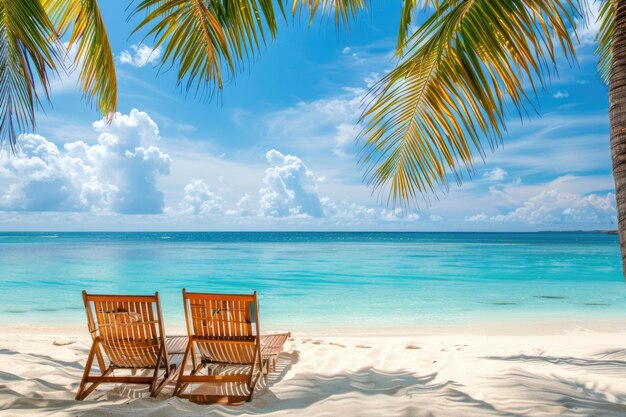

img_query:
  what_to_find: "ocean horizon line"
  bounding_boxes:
[0,229,619,234]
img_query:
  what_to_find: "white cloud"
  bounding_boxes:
[178,179,224,215]
[256,45,391,160]
[465,189,616,224]
[561,193,615,222]
[364,72,382,88]
[430,214,443,222]
[321,199,375,220]
[231,193,254,216]
[465,213,489,222]
[266,87,365,155]
[380,208,419,221]
[259,150,324,217]
[0,109,170,214]
[333,123,359,156]
[483,167,508,181]
[552,90,569,99]
[578,1,601,46]
[119,44,161,68]
[321,199,420,223]
[485,113,610,174]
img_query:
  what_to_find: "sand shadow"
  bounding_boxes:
[480,353,626,416]
[482,353,626,375]
[4,347,626,416]
[235,368,532,417]
[485,368,626,416]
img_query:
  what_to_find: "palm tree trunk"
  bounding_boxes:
[610,0,626,277]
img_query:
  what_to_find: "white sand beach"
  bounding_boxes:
[1,320,626,416]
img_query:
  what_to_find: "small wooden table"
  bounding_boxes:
[260,332,291,373]
[167,333,291,374]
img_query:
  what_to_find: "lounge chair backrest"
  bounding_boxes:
[182,290,260,364]
[82,291,166,369]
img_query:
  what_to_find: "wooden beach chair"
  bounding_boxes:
[76,291,179,400]
[174,290,264,404]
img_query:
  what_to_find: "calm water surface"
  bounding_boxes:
[0,232,623,330]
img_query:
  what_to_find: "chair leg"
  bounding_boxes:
[175,361,206,397]
[151,345,180,398]
[246,351,255,388]
[173,341,192,397]
[76,339,100,400]
[76,368,113,401]
[263,358,269,375]
[149,345,164,396]
[95,349,107,375]
[247,368,263,401]
[246,348,265,402]
[152,364,178,397]
[190,342,198,373]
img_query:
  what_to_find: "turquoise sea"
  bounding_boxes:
[0,232,624,331]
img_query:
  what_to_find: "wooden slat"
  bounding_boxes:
[85,376,154,384]
[85,295,158,302]
[261,333,291,356]
[178,374,249,383]
[184,293,255,302]
[191,337,255,344]
[166,336,188,354]
[178,394,249,404]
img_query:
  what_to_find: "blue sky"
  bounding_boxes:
[0,2,617,231]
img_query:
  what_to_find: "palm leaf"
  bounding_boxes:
[596,0,615,83]
[0,0,61,152]
[43,0,117,117]
[292,0,366,27]
[132,0,285,95]
[132,0,368,96]
[397,0,441,51]
[359,0,583,208]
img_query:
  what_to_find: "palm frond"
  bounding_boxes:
[44,0,117,117]
[0,0,61,152]
[291,0,366,27]
[596,0,615,83]
[132,0,285,96]
[359,0,583,208]
[397,0,440,51]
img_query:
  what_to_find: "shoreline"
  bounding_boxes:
[0,230,619,234]
[2,316,625,337]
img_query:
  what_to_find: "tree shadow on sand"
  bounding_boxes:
[480,354,626,416]
[4,347,626,416]
[483,353,626,375]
